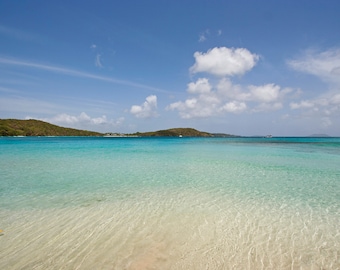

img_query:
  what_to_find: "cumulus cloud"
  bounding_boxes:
[167,78,295,119]
[216,78,245,99]
[167,46,299,119]
[216,80,289,103]
[220,101,247,113]
[290,100,315,110]
[130,95,158,118]
[190,47,259,77]
[167,78,222,118]
[247,84,281,103]
[288,48,340,84]
[187,78,212,94]
[167,97,218,119]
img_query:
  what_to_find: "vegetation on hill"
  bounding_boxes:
[0,119,103,136]
[132,128,211,137]
[131,128,236,137]
[0,119,237,137]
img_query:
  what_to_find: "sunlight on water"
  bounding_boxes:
[0,190,339,269]
[0,137,339,269]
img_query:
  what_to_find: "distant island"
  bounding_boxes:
[0,119,237,137]
[308,134,331,137]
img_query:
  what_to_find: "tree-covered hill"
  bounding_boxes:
[131,128,236,137]
[0,119,237,137]
[132,128,211,137]
[0,119,103,136]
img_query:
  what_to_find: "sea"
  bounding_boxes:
[0,136,339,269]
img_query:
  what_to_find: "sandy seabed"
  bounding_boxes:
[0,189,339,270]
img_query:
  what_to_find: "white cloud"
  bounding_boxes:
[26,112,125,132]
[220,101,247,113]
[199,34,206,43]
[187,78,212,94]
[166,89,221,119]
[95,54,103,68]
[130,95,158,118]
[90,44,97,49]
[198,29,209,42]
[184,98,198,109]
[198,29,222,42]
[52,113,79,124]
[190,47,259,77]
[287,49,340,119]
[288,48,340,84]
[216,79,290,104]
[167,46,300,120]
[45,112,108,125]
[285,48,340,129]
[331,94,340,105]
[167,98,216,119]
[248,84,280,103]
[216,78,246,99]
[217,81,291,104]
[290,100,315,110]
[167,77,296,119]
[287,91,340,129]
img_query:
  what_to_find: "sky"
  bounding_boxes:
[1,0,340,136]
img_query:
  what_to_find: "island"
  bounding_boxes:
[0,119,238,137]
[0,119,102,136]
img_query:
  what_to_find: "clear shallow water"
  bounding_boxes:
[0,137,339,269]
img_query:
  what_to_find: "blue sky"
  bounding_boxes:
[1,0,340,136]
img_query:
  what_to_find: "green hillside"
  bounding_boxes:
[133,128,211,137]
[131,128,234,137]
[0,119,237,137]
[0,119,103,136]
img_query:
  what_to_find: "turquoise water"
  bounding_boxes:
[0,137,339,269]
